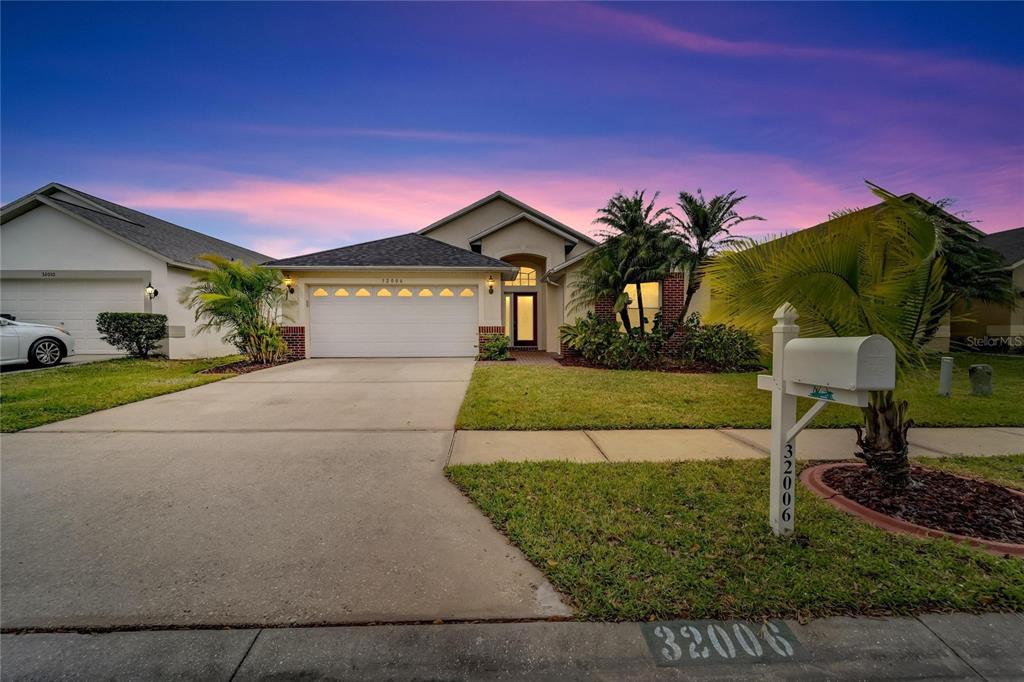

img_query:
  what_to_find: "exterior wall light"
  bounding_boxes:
[145,282,159,299]
[282,277,295,294]
[487,275,495,294]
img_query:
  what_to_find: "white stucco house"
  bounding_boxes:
[263,191,662,358]
[0,183,270,358]
[1,184,688,360]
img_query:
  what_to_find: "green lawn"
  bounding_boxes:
[0,357,239,432]
[917,453,1024,490]
[457,353,1024,430]
[446,457,1024,622]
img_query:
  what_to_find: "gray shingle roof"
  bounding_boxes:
[264,233,515,270]
[45,186,270,267]
[980,227,1024,267]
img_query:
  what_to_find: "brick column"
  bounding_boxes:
[281,326,306,359]
[661,272,687,353]
[594,296,616,322]
[478,326,504,351]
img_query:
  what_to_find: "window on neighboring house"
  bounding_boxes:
[622,282,661,332]
[507,266,537,287]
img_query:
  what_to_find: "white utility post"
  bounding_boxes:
[757,302,896,537]
[767,303,799,535]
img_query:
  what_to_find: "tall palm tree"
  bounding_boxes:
[574,191,682,334]
[704,183,950,489]
[669,189,764,321]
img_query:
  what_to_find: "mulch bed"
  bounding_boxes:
[822,465,1024,544]
[200,359,295,375]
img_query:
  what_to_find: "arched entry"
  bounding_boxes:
[501,254,546,349]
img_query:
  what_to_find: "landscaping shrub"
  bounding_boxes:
[559,312,667,369]
[179,255,289,364]
[676,313,761,371]
[95,312,167,358]
[479,333,511,361]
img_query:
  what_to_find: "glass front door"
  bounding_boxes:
[512,293,536,346]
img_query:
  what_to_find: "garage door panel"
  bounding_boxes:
[1,279,143,354]
[309,287,478,357]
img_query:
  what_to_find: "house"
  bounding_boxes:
[269,191,693,358]
[950,226,1024,348]
[727,193,991,352]
[267,191,610,358]
[0,182,270,357]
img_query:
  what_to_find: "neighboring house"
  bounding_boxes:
[950,226,1024,347]
[0,182,269,358]
[267,191,652,358]
[720,193,988,352]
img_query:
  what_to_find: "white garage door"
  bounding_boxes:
[1,279,143,353]
[309,285,478,357]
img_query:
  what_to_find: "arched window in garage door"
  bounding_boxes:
[377,288,392,297]
[334,288,349,297]
[418,288,433,297]
[439,288,454,297]
[312,288,328,297]
[398,288,413,297]
[355,288,371,297]
[460,288,475,297]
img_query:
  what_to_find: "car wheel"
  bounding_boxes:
[29,338,64,367]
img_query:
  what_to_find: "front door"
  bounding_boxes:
[511,293,537,347]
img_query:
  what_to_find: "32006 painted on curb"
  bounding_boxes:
[641,619,801,667]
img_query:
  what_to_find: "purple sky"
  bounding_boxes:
[2,1,1022,258]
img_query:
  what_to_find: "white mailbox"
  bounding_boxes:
[758,304,899,538]
[783,336,896,392]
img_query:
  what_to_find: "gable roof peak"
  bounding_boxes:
[1,181,270,267]
[418,191,598,246]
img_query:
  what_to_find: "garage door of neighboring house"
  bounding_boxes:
[309,285,478,357]
[0,279,143,354]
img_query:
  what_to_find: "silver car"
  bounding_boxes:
[0,317,76,367]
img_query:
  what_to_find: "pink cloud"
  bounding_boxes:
[560,4,1022,87]
[99,143,1021,260]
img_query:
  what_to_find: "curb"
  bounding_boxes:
[800,463,1024,557]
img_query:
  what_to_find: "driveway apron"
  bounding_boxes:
[1,358,571,630]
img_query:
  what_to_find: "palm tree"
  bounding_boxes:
[574,191,682,334]
[669,190,764,321]
[704,183,950,489]
[179,255,289,363]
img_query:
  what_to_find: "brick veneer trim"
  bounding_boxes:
[478,326,505,349]
[281,325,306,359]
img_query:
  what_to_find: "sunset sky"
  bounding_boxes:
[2,1,1022,258]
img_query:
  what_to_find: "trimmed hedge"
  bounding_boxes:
[95,312,167,358]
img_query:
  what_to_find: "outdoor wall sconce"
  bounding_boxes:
[282,277,295,294]
[487,275,495,294]
[145,282,159,299]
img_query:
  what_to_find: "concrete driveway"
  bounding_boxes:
[1,358,570,630]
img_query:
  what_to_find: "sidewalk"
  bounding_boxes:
[449,426,1024,464]
[2,613,1020,680]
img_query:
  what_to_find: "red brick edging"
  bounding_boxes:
[800,463,1024,558]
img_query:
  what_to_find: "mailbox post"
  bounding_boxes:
[757,303,896,537]
[768,303,799,535]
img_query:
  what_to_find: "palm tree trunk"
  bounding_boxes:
[854,390,913,489]
[619,308,633,333]
[635,282,645,336]
[675,262,701,326]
